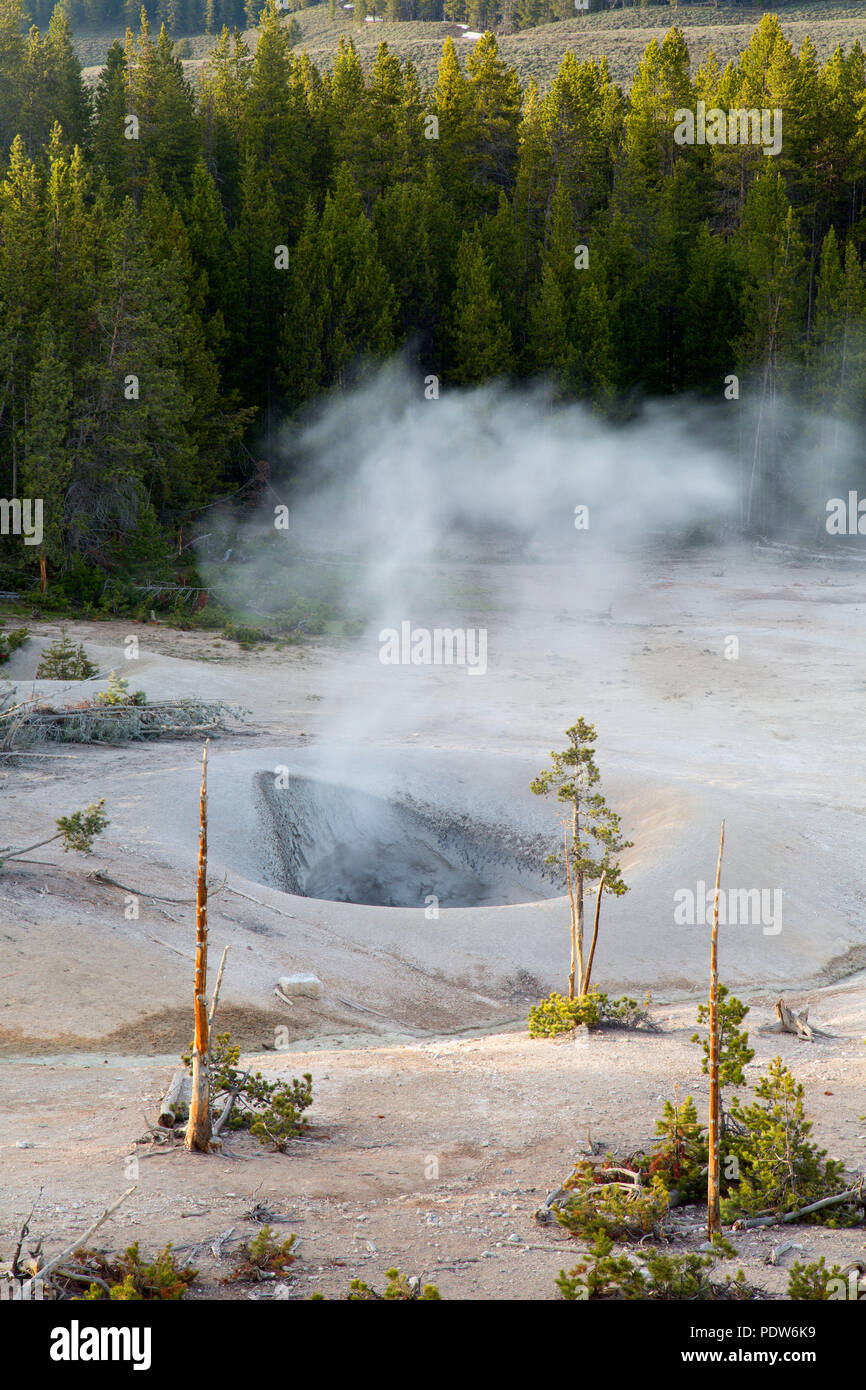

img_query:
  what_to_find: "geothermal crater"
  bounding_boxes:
[255,771,560,908]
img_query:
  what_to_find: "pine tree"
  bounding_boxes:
[724,1058,848,1221]
[681,222,740,395]
[44,5,90,147]
[244,0,311,234]
[735,168,806,530]
[279,165,395,405]
[465,32,521,211]
[622,28,695,190]
[148,24,201,194]
[808,230,866,519]
[0,136,49,498]
[198,25,250,208]
[526,178,576,390]
[22,317,72,585]
[0,0,27,156]
[431,37,475,219]
[64,197,199,568]
[446,225,514,385]
[92,41,133,196]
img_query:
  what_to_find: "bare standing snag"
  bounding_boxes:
[186,741,212,1153]
[707,820,725,1240]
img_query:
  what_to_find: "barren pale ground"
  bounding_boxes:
[1,544,865,1299]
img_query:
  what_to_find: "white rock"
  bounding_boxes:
[277,973,324,999]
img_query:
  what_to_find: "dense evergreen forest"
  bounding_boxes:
[1,0,865,605]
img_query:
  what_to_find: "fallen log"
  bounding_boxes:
[733,1185,864,1230]
[34,1186,136,1285]
[158,1069,192,1128]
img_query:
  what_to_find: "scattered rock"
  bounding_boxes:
[277,974,324,999]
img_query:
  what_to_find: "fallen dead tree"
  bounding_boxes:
[732,1182,865,1230]
[0,696,247,751]
[758,998,834,1041]
[3,1185,137,1300]
[1,801,108,869]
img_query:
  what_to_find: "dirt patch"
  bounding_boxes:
[0,1005,293,1058]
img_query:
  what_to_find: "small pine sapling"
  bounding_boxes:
[0,623,28,664]
[229,1227,297,1282]
[36,629,98,680]
[555,1166,669,1241]
[528,989,653,1037]
[787,1257,850,1300]
[556,1234,646,1301]
[72,1243,197,1300]
[556,1241,763,1301]
[1,799,109,868]
[692,986,754,1141]
[723,1057,851,1223]
[346,1268,441,1301]
[644,1091,708,1201]
[95,671,146,706]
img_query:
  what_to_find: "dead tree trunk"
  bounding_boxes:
[758,999,830,1041]
[582,871,606,997]
[564,826,579,1000]
[186,741,212,1153]
[159,1070,191,1128]
[573,805,585,996]
[707,820,725,1240]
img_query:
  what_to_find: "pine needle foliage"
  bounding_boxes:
[73,1243,197,1301]
[35,629,98,680]
[642,1093,708,1201]
[0,623,28,664]
[556,1238,760,1302]
[722,1057,853,1223]
[184,1031,314,1151]
[528,989,653,1037]
[555,1166,670,1241]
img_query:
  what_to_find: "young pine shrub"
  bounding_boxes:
[642,1093,708,1202]
[722,1057,852,1224]
[787,1258,851,1301]
[189,1031,314,1150]
[1,799,108,870]
[0,623,28,664]
[528,989,651,1037]
[35,629,98,680]
[77,1243,197,1300]
[692,985,754,1088]
[339,1269,440,1301]
[557,1239,761,1302]
[229,1227,297,1282]
[95,671,146,706]
[556,1234,646,1301]
[247,1072,314,1152]
[555,1166,670,1241]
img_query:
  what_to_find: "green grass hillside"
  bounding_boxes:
[77,3,866,91]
